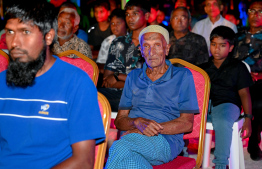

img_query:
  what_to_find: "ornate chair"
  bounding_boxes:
[153,58,210,169]
[94,92,111,169]
[0,49,9,72]
[57,50,99,86]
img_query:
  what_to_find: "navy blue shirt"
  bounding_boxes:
[119,60,199,158]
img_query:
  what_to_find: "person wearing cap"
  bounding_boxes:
[52,7,92,59]
[105,25,199,169]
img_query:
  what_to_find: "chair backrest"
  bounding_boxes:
[170,58,210,168]
[0,49,9,72]
[94,92,111,169]
[57,50,99,86]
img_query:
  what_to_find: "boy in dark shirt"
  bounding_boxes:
[200,26,253,169]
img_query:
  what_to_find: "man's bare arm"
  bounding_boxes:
[102,69,127,88]
[159,113,194,135]
[115,109,163,137]
[238,87,252,139]
[52,140,96,169]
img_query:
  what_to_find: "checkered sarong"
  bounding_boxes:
[105,133,172,169]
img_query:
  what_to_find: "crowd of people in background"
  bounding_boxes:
[0,0,262,169]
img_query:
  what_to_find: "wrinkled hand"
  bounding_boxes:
[102,74,117,88]
[133,117,164,137]
[121,128,143,137]
[241,119,252,139]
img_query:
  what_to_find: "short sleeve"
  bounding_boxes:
[178,70,199,114]
[104,39,118,72]
[237,62,253,90]
[68,71,105,145]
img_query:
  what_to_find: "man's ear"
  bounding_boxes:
[219,4,224,12]
[165,44,171,55]
[229,45,234,52]
[73,25,79,34]
[145,12,150,21]
[204,6,207,14]
[45,29,55,46]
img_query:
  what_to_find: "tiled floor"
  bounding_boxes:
[188,138,262,169]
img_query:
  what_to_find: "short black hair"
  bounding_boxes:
[210,26,235,45]
[125,0,150,14]
[94,0,110,11]
[171,7,191,20]
[5,1,58,47]
[109,8,127,28]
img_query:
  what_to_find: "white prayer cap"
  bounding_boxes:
[139,25,169,45]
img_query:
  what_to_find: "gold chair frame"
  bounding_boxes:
[94,92,111,169]
[170,58,210,169]
[57,50,99,86]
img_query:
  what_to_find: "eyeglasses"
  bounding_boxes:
[248,9,262,15]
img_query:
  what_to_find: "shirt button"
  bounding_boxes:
[251,35,253,38]
[250,44,252,46]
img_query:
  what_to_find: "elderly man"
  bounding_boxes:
[168,7,209,66]
[234,0,262,161]
[105,25,199,169]
[192,0,237,55]
[52,7,92,59]
[0,1,104,168]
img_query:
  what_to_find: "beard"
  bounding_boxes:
[6,46,46,88]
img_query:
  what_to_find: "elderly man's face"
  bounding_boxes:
[141,32,170,69]
[248,2,262,29]
[57,12,76,40]
[171,9,190,32]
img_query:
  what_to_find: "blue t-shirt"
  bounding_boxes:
[0,58,105,168]
[119,60,199,158]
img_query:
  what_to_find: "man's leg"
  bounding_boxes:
[209,103,240,169]
[105,133,172,169]
[97,88,122,112]
[248,81,262,160]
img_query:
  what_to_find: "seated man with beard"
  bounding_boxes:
[52,7,92,59]
[0,1,105,168]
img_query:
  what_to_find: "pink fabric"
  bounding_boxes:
[0,33,7,50]
[59,56,94,80]
[153,156,196,169]
[0,54,8,72]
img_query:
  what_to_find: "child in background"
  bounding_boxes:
[200,26,253,169]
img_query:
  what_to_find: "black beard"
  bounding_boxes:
[6,46,46,88]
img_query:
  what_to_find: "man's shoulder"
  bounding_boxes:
[193,18,208,27]
[188,32,206,41]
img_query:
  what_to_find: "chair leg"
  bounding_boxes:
[238,130,245,169]
[203,130,212,168]
[229,122,239,169]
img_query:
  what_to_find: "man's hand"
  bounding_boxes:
[133,117,163,137]
[102,74,117,88]
[241,118,252,139]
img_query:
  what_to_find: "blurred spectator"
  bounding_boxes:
[234,0,262,161]
[148,3,158,25]
[96,9,128,73]
[192,0,237,55]
[88,0,111,53]
[52,8,92,58]
[98,0,149,112]
[59,2,88,43]
[168,7,209,66]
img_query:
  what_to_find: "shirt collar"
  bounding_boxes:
[56,34,77,47]
[139,59,173,83]
[207,15,223,25]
